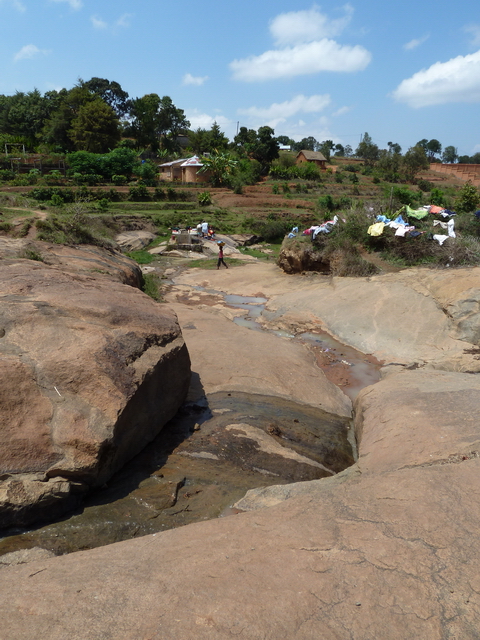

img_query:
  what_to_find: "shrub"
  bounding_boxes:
[112,174,127,186]
[198,191,212,206]
[417,179,434,192]
[128,185,151,201]
[142,273,161,301]
[456,182,480,213]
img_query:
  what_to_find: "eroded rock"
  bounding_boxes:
[0,258,191,528]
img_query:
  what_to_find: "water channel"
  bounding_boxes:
[0,281,382,560]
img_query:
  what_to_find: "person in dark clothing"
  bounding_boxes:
[217,244,228,269]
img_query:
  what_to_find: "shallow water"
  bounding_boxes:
[0,392,353,557]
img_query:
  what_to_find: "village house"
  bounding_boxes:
[157,155,211,183]
[295,150,327,170]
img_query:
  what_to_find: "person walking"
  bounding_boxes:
[217,242,228,269]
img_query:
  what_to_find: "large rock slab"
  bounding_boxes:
[1,369,479,639]
[173,263,480,370]
[0,258,191,528]
[168,301,352,418]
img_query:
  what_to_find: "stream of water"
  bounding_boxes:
[0,283,381,560]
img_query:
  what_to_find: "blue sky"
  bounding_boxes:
[1,0,479,156]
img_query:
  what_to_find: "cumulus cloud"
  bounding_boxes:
[185,110,232,131]
[50,0,83,9]
[14,44,49,61]
[238,94,331,127]
[230,5,370,81]
[392,49,480,107]
[403,34,429,51]
[270,4,354,46]
[183,73,209,86]
[231,40,371,81]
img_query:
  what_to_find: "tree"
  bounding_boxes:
[234,126,279,172]
[356,132,379,166]
[81,77,130,117]
[426,139,442,161]
[387,141,402,155]
[199,151,238,186]
[292,136,318,152]
[188,122,229,155]
[69,98,120,153]
[334,143,345,157]
[127,94,190,151]
[318,140,335,162]
[442,146,458,164]
[401,145,429,182]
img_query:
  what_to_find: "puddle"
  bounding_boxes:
[199,287,382,400]
[0,392,352,558]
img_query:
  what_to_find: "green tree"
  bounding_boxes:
[234,126,279,172]
[355,132,379,166]
[127,94,190,151]
[81,77,130,117]
[387,141,402,155]
[442,146,458,163]
[69,98,120,153]
[426,139,442,160]
[318,140,335,161]
[401,145,429,182]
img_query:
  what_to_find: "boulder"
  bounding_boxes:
[0,258,191,528]
[115,230,156,252]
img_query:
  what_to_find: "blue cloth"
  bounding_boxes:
[393,215,408,226]
[475,210,480,219]
[376,215,391,224]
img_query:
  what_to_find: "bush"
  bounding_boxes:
[198,191,212,206]
[430,187,447,207]
[456,182,480,213]
[417,179,434,192]
[128,185,151,201]
[252,219,292,241]
[112,174,127,186]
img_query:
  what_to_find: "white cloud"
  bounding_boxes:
[392,49,480,107]
[115,13,132,28]
[464,24,480,48]
[91,15,107,29]
[230,40,371,81]
[14,44,49,61]
[90,13,132,31]
[270,4,354,46]
[403,34,429,51]
[231,5,369,81]
[332,105,352,117]
[183,73,209,86]
[50,0,83,9]
[185,110,232,131]
[238,94,331,128]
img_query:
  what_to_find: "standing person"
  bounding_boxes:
[201,221,208,237]
[217,242,228,269]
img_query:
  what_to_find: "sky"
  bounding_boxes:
[0,0,479,157]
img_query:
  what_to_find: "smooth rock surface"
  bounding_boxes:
[1,368,479,639]
[0,257,191,527]
[168,301,353,418]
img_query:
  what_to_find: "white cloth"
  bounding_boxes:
[433,234,449,245]
[447,218,456,238]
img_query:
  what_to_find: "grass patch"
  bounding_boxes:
[126,249,155,264]
[142,273,162,301]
